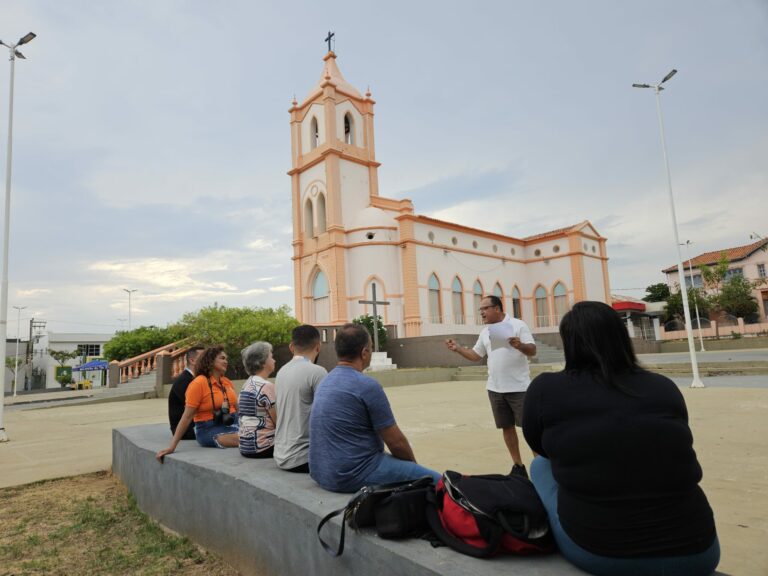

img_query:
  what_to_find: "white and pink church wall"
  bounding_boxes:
[288,50,610,338]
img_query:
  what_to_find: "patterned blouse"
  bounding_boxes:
[237,375,276,456]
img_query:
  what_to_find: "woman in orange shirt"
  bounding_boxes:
[156,346,239,461]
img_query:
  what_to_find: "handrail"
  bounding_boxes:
[116,340,188,384]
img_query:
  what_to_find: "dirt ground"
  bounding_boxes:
[1,382,766,575]
[0,471,239,576]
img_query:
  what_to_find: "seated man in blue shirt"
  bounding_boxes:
[309,323,441,493]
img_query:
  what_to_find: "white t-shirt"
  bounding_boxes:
[472,315,535,393]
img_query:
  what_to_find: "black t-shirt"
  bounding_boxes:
[523,369,716,557]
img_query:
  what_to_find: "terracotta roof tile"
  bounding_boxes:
[662,238,768,273]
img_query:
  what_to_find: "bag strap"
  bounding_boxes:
[317,505,349,557]
[425,490,503,558]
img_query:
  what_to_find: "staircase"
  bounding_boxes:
[451,339,564,382]
[98,372,158,400]
[532,341,564,364]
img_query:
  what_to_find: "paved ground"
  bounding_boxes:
[638,348,768,364]
[1,376,766,575]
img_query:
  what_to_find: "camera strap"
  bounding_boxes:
[206,377,227,413]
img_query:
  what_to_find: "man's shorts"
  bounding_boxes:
[487,391,526,428]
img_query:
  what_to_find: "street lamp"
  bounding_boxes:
[12,305,26,396]
[681,241,706,352]
[122,289,138,331]
[633,69,704,388]
[0,31,36,443]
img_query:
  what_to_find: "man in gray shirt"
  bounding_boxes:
[274,325,327,473]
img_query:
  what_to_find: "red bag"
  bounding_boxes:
[426,470,555,558]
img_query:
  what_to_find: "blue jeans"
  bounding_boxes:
[194,414,239,448]
[360,454,442,487]
[530,457,720,576]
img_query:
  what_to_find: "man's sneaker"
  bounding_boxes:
[509,464,528,479]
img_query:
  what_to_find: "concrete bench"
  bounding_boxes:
[112,424,601,576]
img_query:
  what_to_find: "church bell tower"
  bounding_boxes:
[288,48,382,324]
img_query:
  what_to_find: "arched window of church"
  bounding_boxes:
[428,273,442,323]
[344,113,354,145]
[493,282,503,299]
[304,199,314,238]
[311,270,330,324]
[451,276,464,324]
[512,286,522,319]
[310,116,319,150]
[553,282,568,323]
[535,286,549,328]
[316,193,327,234]
[473,280,483,325]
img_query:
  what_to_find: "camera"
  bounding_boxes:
[213,405,235,426]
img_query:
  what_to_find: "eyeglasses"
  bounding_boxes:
[478,306,498,312]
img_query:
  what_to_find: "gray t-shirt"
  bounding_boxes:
[274,356,327,469]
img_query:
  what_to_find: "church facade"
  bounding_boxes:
[289,51,610,338]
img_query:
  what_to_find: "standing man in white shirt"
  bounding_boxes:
[445,295,537,478]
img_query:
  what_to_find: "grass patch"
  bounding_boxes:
[0,471,239,575]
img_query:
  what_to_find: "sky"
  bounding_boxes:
[2,0,767,338]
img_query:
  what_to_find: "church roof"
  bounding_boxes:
[662,237,768,273]
[305,51,362,102]
[522,221,598,242]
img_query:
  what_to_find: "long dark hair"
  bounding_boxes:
[195,346,225,379]
[559,301,643,391]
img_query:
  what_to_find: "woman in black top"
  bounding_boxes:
[522,301,719,576]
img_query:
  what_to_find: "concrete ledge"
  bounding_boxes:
[113,424,584,576]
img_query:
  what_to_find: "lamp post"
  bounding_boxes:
[122,289,137,331]
[12,305,26,396]
[633,69,704,388]
[0,31,36,443]
[681,241,706,352]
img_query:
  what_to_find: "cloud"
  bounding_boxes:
[17,288,52,297]
[269,285,293,292]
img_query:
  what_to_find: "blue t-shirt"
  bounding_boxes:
[309,366,396,492]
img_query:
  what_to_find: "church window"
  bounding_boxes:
[510,248,516,256]
[428,231,435,242]
[316,193,327,234]
[304,199,314,238]
[534,249,541,257]
[535,286,549,328]
[473,280,483,324]
[451,276,464,324]
[583,242,588,251]
[553,282,568,322]
[472,241,478,249]
[553,245,560,253]
[592,245,597,253]
[451,237,458,246]
[344,113,355,145]
[492,244,498,253]
[310,116,319,150]
[512,286,521,319]
[493,282,503,299]
[312,270,330,324]
[428,273,442,323]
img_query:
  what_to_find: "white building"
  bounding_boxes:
[289,50,610,337]
[32,332,113,389]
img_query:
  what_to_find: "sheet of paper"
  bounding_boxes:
[488,322,518,351]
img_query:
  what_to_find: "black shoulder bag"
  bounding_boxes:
[317,476,434,557]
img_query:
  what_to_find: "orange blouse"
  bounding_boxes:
[185,375,238,423]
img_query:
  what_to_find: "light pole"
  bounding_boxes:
[122,289,137,331]
[633,69,704,388]
[681,241,706,352]
[12,305,26,396]
[116,318,127,332]
[0,31,36,443]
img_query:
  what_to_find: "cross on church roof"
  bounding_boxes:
[325,30,335,53]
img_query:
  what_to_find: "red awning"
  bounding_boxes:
[612,301,646,312]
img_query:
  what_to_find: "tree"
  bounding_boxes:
[48,349,81,367]
[352,314,388,349]
[664,286,710,323]
[716,275,759,319]
[176,304,299,378]
[699,253,730,296]
[5,357,19,381]
[103,325,187,361]
[643,283,670,302]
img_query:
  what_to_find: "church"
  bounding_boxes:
[289,50,610,338]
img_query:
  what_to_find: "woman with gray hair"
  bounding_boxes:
[238,341,277,458]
